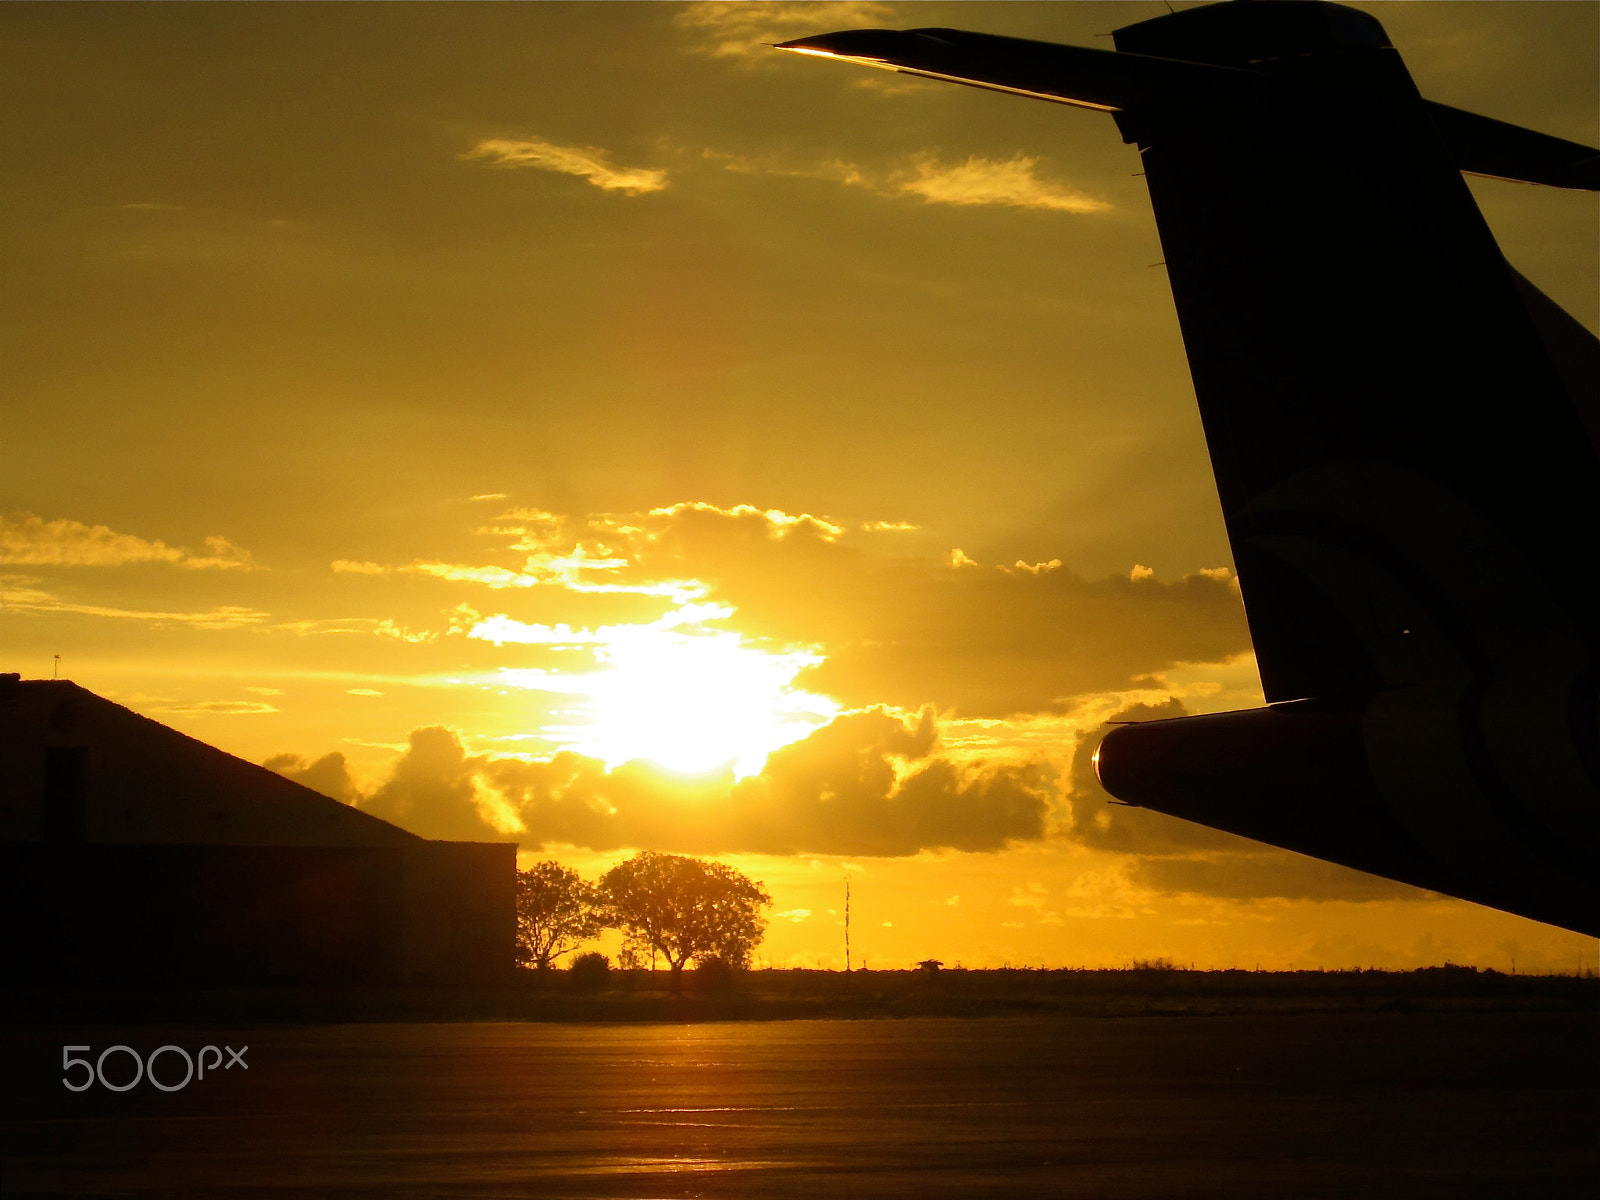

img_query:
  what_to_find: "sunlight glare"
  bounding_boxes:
[494,607,839,777]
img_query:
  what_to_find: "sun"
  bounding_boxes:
[575,625,838,776]
[495,605,840,777]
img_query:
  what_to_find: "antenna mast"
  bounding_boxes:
[844,878,852,972]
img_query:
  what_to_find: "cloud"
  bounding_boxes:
[264,751,360,805]
[160,699,278,715]
[675,1,895,59]
[1060,700,1425,903]
[410,561,543,587]
[1008,883,1049,909]
[894,155,1111,213]
[1010,559,1062,575]
[373,619,436,643]
[587,504,1252,717]
[0,580,268,628]
[1062,698,1249,856]
[705,148,1110,214]
[463,138,667,194]
[733,707,1052,855]
[466,617,616,646]
[181,535,258,570]
[862,520,918,533]
[333,541,675,598]
[2,513,255,570]
[253,500,1452,907]
[280,707,1053,857]
[362,726,527,841]
[270,615,435,641]
[701,148,867,186]
[348,502,1250,719]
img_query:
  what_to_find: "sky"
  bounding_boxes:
[4,1,1597,972]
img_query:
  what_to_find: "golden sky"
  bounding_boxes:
[4,2,1596,971]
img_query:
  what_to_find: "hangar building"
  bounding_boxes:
[0,677,516,985]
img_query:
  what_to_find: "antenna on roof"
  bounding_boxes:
[52,654,61,680]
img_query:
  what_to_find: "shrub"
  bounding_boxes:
[692,955,737,994]
[568,951,611,994]
[1129,957,1177,972]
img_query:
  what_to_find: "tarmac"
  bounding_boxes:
[3,1011,1595,1198]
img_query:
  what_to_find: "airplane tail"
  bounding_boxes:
[781,1,1600,933]
[1098,2,1600,935]
[1104,0,1600,706]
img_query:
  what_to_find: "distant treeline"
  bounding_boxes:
[10,962,1595,1024]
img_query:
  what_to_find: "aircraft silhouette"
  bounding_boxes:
[779,1,1600,936]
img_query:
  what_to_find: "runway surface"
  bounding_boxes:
[3,1012,1594,1198]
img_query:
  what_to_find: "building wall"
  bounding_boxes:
[5,843,406,984]
[402,842,519,984]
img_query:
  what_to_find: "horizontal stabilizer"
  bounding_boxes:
[1095,703,1600,937]
[1430,104,1600,191]
[775,27,1279,113]
[776,28,1600,190]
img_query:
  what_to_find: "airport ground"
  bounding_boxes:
[3,974,1595,1198]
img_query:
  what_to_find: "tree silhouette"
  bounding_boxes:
[600,851,771,979]
[515,861,605,970]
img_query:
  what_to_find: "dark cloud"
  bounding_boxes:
[323,502,1250,724]
[799,564,1250,718]
[361,727,507,843]
[729,708,1051,856]
[481,751,616,848]
[274,707,1054,856]
[508,503,1254,718]
[1060,699,1426,903]
[1062,698,1250,856]
[273,699,1442,906]
[262,750,359,805]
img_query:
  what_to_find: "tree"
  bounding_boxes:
[599,852,771,979]
[515,861,605,970]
